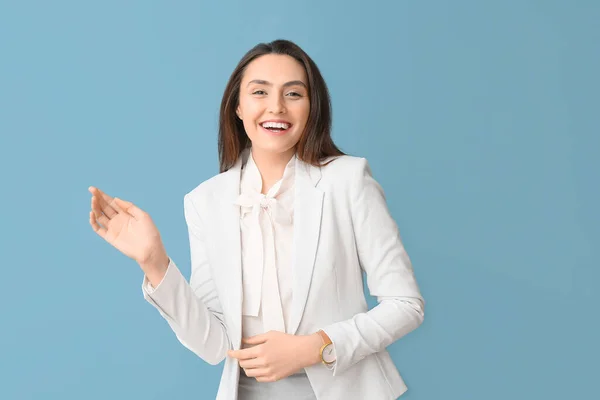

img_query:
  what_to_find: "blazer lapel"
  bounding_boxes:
[289,157,324,335]
[215,151,247,349]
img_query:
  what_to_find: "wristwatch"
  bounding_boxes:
[317,329,336,365]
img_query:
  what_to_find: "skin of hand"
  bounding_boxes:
[88,186,169,283]
[228,331,324,382]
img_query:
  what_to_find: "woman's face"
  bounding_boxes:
[236,54,310,158]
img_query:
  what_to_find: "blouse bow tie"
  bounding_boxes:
[232,188,292,333]
[234,190,293,225]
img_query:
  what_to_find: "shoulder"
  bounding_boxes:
[319,154,373,185]
[315,154,382,204]
[183,169,232,209]
[319,155,389,214]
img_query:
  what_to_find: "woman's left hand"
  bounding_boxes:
[228,331,322,382]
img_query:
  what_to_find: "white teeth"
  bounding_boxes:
[261,121,290,129]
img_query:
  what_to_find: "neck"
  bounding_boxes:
[251,147,295,194]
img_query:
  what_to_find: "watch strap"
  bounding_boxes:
[317,329,334,365]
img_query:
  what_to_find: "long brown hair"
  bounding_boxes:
[218,39,345,173]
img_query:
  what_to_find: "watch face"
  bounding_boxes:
[322,344,336,363]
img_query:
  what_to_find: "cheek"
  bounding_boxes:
[242,119,260,142]
[239,102,261,135]
[294,103,310,129]
[239,97,262,120]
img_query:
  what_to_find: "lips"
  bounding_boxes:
[259,120,292,134]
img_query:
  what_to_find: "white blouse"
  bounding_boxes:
[234,151,296,338]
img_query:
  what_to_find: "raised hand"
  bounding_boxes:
[88,186,169,276]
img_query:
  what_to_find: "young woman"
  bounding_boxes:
[89,39,424,400]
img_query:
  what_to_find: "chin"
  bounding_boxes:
[253,142,297,155]
[249,136,300,155]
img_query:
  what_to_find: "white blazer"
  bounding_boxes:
[142,150,425,400]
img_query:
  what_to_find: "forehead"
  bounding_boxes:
[242,54,307,84]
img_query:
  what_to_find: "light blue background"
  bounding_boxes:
[1,0,598,399]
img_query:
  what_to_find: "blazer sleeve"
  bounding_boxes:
[321,158,425,376]
[141,193,231,365]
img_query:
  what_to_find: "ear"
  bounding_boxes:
[236,106,242,120]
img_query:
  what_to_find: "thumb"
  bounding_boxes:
[114,197,145,220]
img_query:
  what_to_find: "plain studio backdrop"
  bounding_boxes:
[0,1,598,399]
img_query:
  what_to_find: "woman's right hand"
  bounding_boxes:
[88,186,169,276]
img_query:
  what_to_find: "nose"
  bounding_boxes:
[268,94,286,114]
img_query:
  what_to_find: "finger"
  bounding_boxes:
[113,197,146,220]
[89,211,107,239]
[243,368,270,379]
[109,197,125,214]
[91,196,112,224]
[89,187,117,218]
[228,349,247,360]
[242,333,269,345]
[96,212,110,227]
[92,187,118,218]
[228,348,258,361]
[256,373,280,382]
[239,357,264,370]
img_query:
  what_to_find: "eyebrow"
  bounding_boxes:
[246,79,307,89]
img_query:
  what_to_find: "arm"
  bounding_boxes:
[320,158,425,376]
[141,193,231,365]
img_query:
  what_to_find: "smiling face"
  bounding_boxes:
[236,54,310,158]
